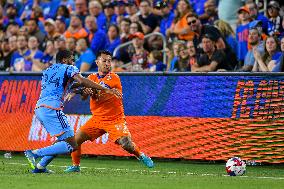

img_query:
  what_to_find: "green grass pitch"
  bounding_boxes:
[0,154,284,189]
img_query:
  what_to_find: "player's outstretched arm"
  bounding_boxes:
[73,74,122,98]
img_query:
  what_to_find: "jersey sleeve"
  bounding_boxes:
[67,65,80,78]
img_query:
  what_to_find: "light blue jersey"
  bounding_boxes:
[36,63,80,109]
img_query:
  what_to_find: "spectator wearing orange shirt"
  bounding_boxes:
[166,0,194,41]
[64,14,88,40]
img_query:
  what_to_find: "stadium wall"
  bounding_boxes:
[0,72,284,163]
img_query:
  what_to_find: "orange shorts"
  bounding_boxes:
[79,116,130,142]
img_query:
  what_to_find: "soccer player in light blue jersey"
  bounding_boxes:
[24,49,121,173]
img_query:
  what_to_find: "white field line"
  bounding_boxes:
[4,162,284,180]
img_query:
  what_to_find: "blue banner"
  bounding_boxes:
[0,74,284,118]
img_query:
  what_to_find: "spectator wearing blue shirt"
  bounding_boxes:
[253,36,281,72]
[272,36,284,72]
[103,2,117,29]
[75,38,97,72]
[85,15,107,56]
[26,36,44,71]
[105,25,121,54]
[88,1,107,31]
[148,50,167,72]
[3,3,24,28]
[246,1,269,34]
[236,6,251,64]
[242,28,264,72]
[10,35,32,72]
[156,0,175,37]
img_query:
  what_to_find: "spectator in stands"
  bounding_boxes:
[253,36,281,72]
[111,57,126,72]
[26,19,45,47]
[192,34,228,72]
[137,0,160,34]
[267,1,283,36]
[187,40,198,67]
[167,0,194,41]
[84,15,107,55]
[125,1,139,22]
[129,32,149,71]
[54,35,66,51]
[0,37,12,71]
[8,35,17,54]
[10,35,31,71]
[148,50,166,72]
[26,36,44,72]
[55,5,70,26]
[5,21,20,38]
[35,40,56,71]
[29,7,45,32]
[75,38,97,72]
[245,1,269,34]
[74,0,88,22]
[55,16,67,35]
[236,6,251,68]
[168,41,184,71]
[199,0,219,25]
[214,19,238,56]
[175,42,191,72]
[186,12,238,70]
[64,14,88,40]
[103,2,117,29]
[66,37,80,61]
[114,0,127,24]
[272,36,284,72]
[88,1,107,31]
[3,3,23,28]
[130,21,143,34]
[120,18,131,43]
[42,18,58,49]
[241,26,264,72]
[105,24,121,54]
[156,0,175,37]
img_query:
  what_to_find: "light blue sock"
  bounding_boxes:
[38,156,55,168]
[33,141,73,157]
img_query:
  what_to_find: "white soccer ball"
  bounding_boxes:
[226,157,246,176]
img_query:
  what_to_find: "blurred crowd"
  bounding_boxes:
[0,0,284,72]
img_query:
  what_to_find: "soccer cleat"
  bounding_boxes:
[64,165,81,172]
[24,150,37,169]
[139,153,154,168]
[32,168,54,174]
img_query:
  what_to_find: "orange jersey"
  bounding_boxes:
[88,72,125,121]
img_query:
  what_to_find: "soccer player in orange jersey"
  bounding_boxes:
[65,50,154,172]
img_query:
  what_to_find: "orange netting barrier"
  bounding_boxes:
[0,113,284,163]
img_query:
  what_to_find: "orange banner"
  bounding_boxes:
[0,113,284,163]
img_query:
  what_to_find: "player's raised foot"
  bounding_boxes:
[24,150,38,169]
[32,167,54,174]
[64,165,80,172]
[139,153,154,168]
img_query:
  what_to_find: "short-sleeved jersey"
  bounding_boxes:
[88,72,124,121]
[36,63,80,109]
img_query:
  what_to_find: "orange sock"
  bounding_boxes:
[71,146,81,166]
[132,142,142,158]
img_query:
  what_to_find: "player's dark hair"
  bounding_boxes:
[97,50,112,59]
[56,49,73,63]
